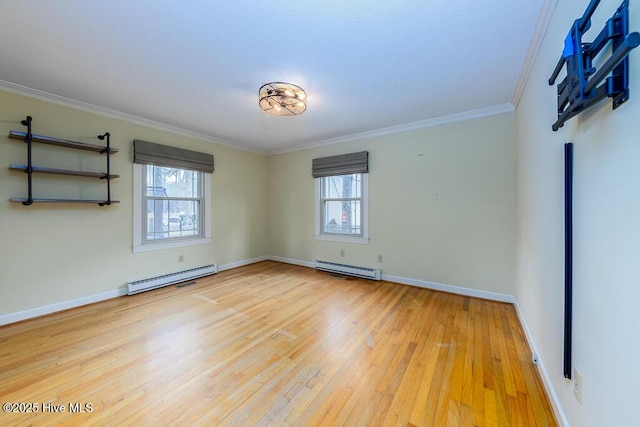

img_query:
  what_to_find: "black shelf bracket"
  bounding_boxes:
[549,0,640,131]
[98,132,112,206]
[20,116,34,206]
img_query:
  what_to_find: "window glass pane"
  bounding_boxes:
[322,200,361,235]
[146,165,200,198]
[147,199,168,240]
[146,199,202,240]
[322,174,361,199]
[166,202,200,238]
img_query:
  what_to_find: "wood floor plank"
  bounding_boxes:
[0,261,557,426]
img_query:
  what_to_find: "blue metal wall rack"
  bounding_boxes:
[549,0,639,131]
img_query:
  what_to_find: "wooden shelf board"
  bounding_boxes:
[10,198,120,204]
[9,130,119,154]
[9,164,119,179]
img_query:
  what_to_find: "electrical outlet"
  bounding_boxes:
[532,353,539,365]
[573,368,583,404]
[378,255,383,263]
[340,249,345,257]
[178,255,184,263]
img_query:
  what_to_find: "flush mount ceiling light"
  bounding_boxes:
[259,82,307,116]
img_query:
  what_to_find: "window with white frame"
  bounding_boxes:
[313,151,369,243]
[143,165,203,240]
[132,140,213,253]
[320,173,364,234]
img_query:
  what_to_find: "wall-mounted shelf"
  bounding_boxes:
[9,164,119,179]
[8,130,119,153]
[9,198,121,205]
[8,116,119,206]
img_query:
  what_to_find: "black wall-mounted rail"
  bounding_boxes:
[564,143,574,379]
[549,0,639,131]
[98,132,112,206]
[21,116,34,206]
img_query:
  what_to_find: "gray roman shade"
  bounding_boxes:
[133,140,214,173]
[312,151,368,178]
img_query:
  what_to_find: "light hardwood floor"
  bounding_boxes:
[0,261,556,426]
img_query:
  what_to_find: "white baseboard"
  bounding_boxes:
[219,256,270,272]
[268,256,515,303]
[268,256,315,269]
[514,299,568,427]
[382,273,516,303]
[0,257,523,340]
[0,257,271,325]
[0,288,127,326]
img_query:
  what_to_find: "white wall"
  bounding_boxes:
[0,90,269,317]
[0,89,516,318]
[269,113,517,296]
[515,0,640,425]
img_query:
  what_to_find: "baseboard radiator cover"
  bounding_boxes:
[315,260,381,281]
[127,264,218,295]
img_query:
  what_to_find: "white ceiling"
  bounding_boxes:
[0,0,545,154]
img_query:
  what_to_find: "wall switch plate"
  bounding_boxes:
[573,368,583,404]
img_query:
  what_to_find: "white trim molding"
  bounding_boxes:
[381,273,515,303]
[514,299,569,427]
[0,79,262,155]
[0,80,515,157]
[270,104,514,156]
[512,0,560,108]
[268,256,315,269]
[270,256,515,303]
[0,288,127,326]
[0,255,270,326]
[0,256,519,321]
[219,256,270,272]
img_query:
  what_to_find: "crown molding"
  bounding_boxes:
[1,79,515,158]
[0,79,263,155]
[512,0,559,109]
[268,103,515,156]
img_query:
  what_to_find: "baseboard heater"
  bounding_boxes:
[315,260,381,281]
[127,264,218,295]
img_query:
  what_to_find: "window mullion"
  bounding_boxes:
[145,196,202,202]
[320,197,362,202]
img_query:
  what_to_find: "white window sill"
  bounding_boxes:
[314,234,370,245]
[133,237,211,253]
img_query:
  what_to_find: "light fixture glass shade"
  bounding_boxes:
[259,82,307,116]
